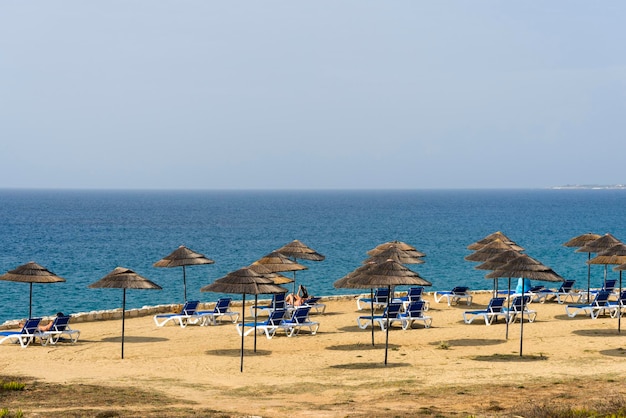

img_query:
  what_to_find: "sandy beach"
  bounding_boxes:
[2,291,626,417]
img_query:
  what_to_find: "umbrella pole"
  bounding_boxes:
[121,289,126,360]
[505,278,511,340]
[182,265,187,303]
[493,279,497,298]
[370,289,375,347]
[29,282,33,319]
[293,271,297,295]
[619,272,622,334]
[240,294,246,373]
[519,290,526,357]
[384,285,391,365]
[587,253,591,303]
[253,295,258,353]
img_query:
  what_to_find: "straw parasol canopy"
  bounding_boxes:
[367,241,426,257]
[0,261,66,319]
[201,267,287,372]
[153,245,215,303]
[88,267,162,359]
[334,260,431,365]
[362,246,425,265]
[563,233,602,248]
[275,239,325,261]
[486,255,563,356]
[465,239,522,262]
[563,233,602,302]
[247,263,294,285]
[467,231,524,252]
[589,244,626,334]
[474,250,524,271]
[576,233,622,254]
[252,251,307,273]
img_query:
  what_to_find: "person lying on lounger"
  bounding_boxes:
[18,312,64,332]
[286,285,310,307]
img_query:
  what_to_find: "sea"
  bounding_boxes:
[1,188,625,325]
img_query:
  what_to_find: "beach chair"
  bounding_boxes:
[587,279,618,301]
[393,287,429,310]
[195,298,239,326]
[301,297,327,314]
[0,318,42,348]
[37,315,81,345]
[434,286,473,306]
[391,300,432,330]
[565,290,612,319]
[608,290,626,318]
[153,300,200,328]
[532,280,580,304]
[236,309,286,339]
[462,297,507,325]
[276,306,320,337]
[505,295,537,324]
[250,293,286,316]
[356,288,390,311]
[357,302,402,331]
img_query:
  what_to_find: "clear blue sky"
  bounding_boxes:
[1,2,624,189]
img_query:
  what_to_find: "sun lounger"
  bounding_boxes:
[565,290,612,319]
[587,279,618,301]
[393,287,429,310]
[505,295,537,324]
[532,279,581,304]
[392,300,432,330]
[462,297,507,325]
[153,300,200,328]
[37,315,80,345]
[301,297,327,314]
[276,306,320,337]
[434,286,473,306]
[357,302,402,331]
[237,309,286,339]
[195,298,240,326]
[250,293,286,316]
[356,287,390,311]
[608,290,626,318]
[0,318,41,348]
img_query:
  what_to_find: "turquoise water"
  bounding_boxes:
[1,189,625,324]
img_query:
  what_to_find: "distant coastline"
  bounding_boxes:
[551,184,626,190]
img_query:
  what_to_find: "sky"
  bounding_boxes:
[1,1,625,190]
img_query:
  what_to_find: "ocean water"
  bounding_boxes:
[1,188,625,324]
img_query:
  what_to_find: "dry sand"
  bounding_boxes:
[2,291,626,417]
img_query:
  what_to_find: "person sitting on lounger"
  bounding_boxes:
[286,285,310,307]
[18,312,64,332]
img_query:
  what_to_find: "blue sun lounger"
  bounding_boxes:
[505,295,537,324]
[0,318,41,348]
[463,297,507,325]
[237,309,286,339]
[37,315,81,345]
[195,298,240,326]
[357,302,402,331]
[565,290,612,319]
[389,300,432,330]
[356,288,390,311]
[434,286,473,306]
[532,280,579,304]
[276,306,320,337]
[153,300,200,328]
[250,293,286,316]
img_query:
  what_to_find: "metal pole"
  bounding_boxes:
[121,289,126,359]
[29,283,33,319]
[384,285,391,365]
[182,265,187,302]
[240,294,246,373]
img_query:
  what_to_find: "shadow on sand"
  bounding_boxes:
[101,336,169,343]
[204,348,272,357]
[330,362,411,370]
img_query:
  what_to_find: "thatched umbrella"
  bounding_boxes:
[247,263,294,285]
[275,240,324,294]
[201,267,287,372]
[467,231,524,252]
[153,245,215,303]
[563,233,601,302]
[88,267,162,359]
[0,261,66,319]
[334,260,431,365]
[367,241,426,258]
[362,246,425,265]
[577,233,622,297]
[589,243,626,333]
[486,256,564,356]
[465,239,522,297]
[252,251,307,295]
[474,250,524,300]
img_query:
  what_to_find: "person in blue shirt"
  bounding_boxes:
[515,278,532,294]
